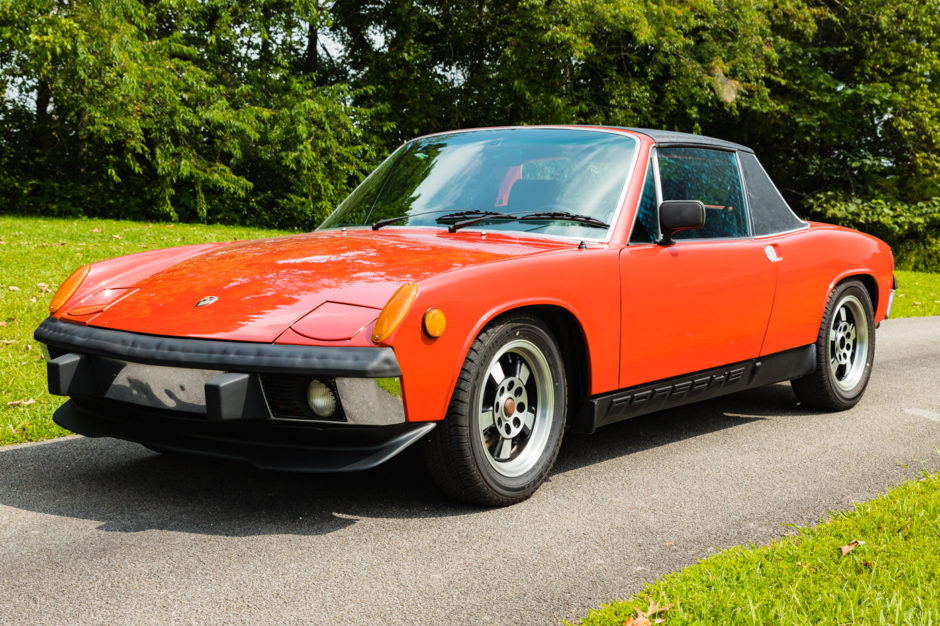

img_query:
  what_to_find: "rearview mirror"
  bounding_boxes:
[657,200,705,246]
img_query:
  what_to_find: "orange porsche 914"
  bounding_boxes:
[36,126,895,505]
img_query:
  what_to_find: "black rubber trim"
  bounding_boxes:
[574,345,816,434]
[35,317,400,377]
[55,398,434,472]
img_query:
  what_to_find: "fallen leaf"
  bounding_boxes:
[91,227,102,233]
[24,343,33,351]
[841,539,865,556]
[1,339,16,345]
[0,321,7,326]
[112,234,122,239]
[8,286,20,291]
[634,599,674,625]
[29,297,36,303]
[0,240,6,244]
[6,398,36,407]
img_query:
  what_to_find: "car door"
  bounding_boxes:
[619,147,777,388]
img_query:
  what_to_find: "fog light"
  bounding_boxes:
[306,380,337,418]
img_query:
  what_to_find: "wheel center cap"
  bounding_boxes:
[503,397,516,416]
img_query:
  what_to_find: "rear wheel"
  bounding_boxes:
[791,280,875,410]
[423,313,566,506]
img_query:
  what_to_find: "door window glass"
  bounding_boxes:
[657,147,748,239]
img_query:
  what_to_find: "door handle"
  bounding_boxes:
[764,245,782,263]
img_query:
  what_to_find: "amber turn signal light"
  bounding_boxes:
[423,308,446,338]
[49,264,90,313]
[372,282,418,343]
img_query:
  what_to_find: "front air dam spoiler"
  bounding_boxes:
[54,398,435,472]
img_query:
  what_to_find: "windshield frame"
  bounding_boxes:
[316,126,641,244]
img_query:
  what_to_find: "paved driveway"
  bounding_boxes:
[1,316,938,624]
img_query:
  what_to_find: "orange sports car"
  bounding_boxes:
[36,126,895,505]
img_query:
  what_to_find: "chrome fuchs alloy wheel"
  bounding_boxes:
[829,294,870,392]
[791,280,876,411]
[423,313,567,506]
[477,339,554,478]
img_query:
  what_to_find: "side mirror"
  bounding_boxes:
[657,200,705,246]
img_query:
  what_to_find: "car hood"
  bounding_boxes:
[80,230,563,342]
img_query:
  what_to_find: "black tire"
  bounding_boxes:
[791,280,876,411]
[422,313,567,506]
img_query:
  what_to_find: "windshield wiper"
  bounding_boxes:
[519,211,609,229]
[371,215,408,230]
[374,209,509,231]
[374,209,608,233]
[433,209,494,222]
[436,210,515,233]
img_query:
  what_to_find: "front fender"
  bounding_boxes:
[387,247,622,423]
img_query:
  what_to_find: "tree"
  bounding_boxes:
[0,0,373,228]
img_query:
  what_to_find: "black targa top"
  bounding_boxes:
[625,127,805,236]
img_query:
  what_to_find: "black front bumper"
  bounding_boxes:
[35,317,433,472]
[34,316,401,376]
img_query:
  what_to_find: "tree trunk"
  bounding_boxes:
[35,79,51,127]
[305,21,319,80]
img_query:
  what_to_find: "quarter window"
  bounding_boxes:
[739,152,805,235]
[657,147,748,239]
[629,162,658,243]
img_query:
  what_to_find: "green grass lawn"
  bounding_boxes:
[893,270,940,318]
[0,215,284,445]
[579,470,940,625]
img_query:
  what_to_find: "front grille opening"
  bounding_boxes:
[260,375,347,422]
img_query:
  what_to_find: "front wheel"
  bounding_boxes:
[791,280,876,410]
[423,314,567,506]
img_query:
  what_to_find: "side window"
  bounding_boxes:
[657,147,748,239]
[739,152,805,235]
[629,162,658,243]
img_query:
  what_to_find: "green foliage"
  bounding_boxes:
[580,470,940,625]
[733,0,940,207]
[331,0,805,143]
[809,194,940,272]
[2,0,940,228]
[332,0,940,215]
[0,0,374,228]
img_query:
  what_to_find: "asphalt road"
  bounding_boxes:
[1,316,938,624]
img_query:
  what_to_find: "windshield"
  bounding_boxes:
[318,128,638,239]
